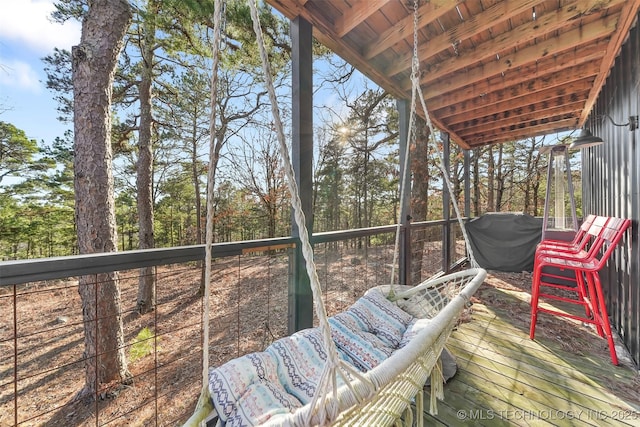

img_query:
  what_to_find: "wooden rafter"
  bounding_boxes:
[450,95,589,127]
[414,0,625,88]
[427,57,602,115]
[385,0,544,78]
[335,0,391,37]
[453,102,584,137]
[417,27,612,100]
[362,0,462,60]
[436,80,596,120]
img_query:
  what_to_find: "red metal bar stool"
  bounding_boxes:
[533,215,609,322]
[529,217,631,365]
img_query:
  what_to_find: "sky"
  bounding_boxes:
[0,0,81,145]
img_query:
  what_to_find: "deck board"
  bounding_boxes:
[422,285,640,427]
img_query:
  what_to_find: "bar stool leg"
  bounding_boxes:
[580,270,604,337]
[529,262,542,339]
[574,270,594,320]
[589,272,619,365]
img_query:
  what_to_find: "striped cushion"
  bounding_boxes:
[329,311,396,371]
[208,352,301,426]
[350,288,414,347]
[329,288,415,371]
[266,328,351,404]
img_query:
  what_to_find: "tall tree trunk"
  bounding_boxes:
[410,121,430,284]
[191,112,205,291]
[532,146,543,216]
[495,144,504,211]
[72,0,132,398]
[487,146,495,212]
[191,115,202,247]
[363,127,370,230]
[198,125,225,296]
[451,146,462,208]
[137,1,157,314]
[524,138,535,214]
[472,148,481,216]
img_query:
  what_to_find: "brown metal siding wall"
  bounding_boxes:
[582,15,640,366]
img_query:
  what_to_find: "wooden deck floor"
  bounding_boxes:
[423,275,640,427]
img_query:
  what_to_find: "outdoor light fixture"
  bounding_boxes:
[569,128,604,150]
[569,115,638,150]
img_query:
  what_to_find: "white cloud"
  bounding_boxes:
[0,0,81,53]
[0,59,41,92]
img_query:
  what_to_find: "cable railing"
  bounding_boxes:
[0,221,466,426]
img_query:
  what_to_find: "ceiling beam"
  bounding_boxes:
[465,118,577,146]
[446,92,590,127]
[363,0,462,60]
[429,61,600,112]
[414,19,614,99]
[422,40,605,115]
[436,123,471,150]
[453,102,584,137]
[385,0,544,77]
[438,82,593,122]
[335,0,392,37]
[412,0,627,88]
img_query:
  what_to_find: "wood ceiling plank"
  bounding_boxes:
[456,0,498,50]
[464,117,577,146]
[363,0,462,60]
[469,119,578,144]
[385,0,544,77]
[426,41,606,109]
[463,113,580,137]
[415,0,626,88]
[335,0,392,37]
[445,91,590,127]
[579,0,640,126]
[415,18,614,99]
[266,0,308,20]
[437,81,593,121]
[452,102,584,136]
[429,60,600,111]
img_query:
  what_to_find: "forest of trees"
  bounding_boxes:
[0,117,578,261]
[0,0,582,263]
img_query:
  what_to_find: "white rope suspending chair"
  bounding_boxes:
[185,1,486,426]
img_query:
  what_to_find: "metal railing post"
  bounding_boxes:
[289,16,314,333]
[442,134,452,272]
[397,99,411,285]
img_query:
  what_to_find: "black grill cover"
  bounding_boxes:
[467,213,542,272]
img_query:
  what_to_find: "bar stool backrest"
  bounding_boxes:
[581,215,610,256]
[591,217,631,269]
